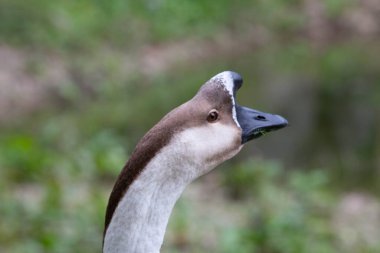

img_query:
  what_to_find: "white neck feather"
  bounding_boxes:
[103,151,193,253]
[103,124,241,253]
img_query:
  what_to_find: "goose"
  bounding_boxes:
[103,71,288,253]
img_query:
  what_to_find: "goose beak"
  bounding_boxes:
[236,105,288,144]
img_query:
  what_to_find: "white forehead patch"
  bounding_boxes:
[210,71,240,128]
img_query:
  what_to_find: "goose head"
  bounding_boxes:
[159,70,288,174]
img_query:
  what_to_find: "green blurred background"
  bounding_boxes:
[0,0,379,252]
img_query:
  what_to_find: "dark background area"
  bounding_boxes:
[0,1,379,252]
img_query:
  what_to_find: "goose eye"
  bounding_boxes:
[207,110,219,123]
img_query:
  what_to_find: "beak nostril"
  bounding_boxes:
[255,115,267,121]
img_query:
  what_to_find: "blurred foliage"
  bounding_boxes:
[222,160,335,253]
[0,0,251,50]
[0,0,380,252]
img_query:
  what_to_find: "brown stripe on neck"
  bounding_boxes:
[103,121,175,237]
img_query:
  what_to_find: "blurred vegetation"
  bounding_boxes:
[222,161,334,253]
[0,0,379,252]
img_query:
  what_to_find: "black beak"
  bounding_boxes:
[222,70,288,144]
[236,105,288,144]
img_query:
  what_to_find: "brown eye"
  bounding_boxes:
[207,110,219,123]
